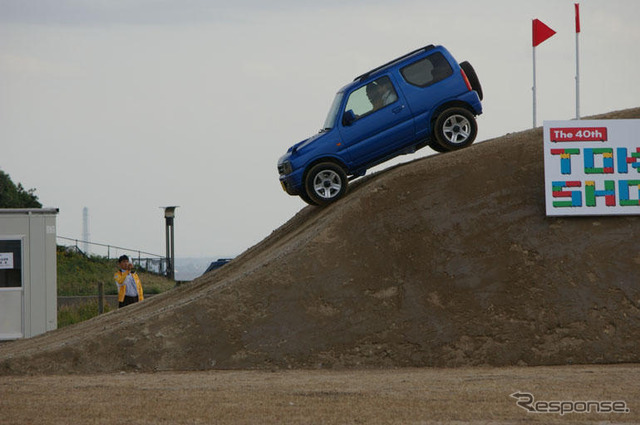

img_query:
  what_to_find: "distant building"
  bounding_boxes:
[82,207,90,255]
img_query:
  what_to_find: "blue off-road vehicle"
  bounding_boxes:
[277,44,483,206]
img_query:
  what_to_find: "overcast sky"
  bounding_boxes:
[1,0,639,259]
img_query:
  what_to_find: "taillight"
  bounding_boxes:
[461,69,472,92]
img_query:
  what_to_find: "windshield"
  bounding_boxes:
[322,91,344,131]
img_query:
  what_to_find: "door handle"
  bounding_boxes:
[392,105,405,114]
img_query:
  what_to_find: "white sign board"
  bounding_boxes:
[0,253,14,269]
[544,119,640,216]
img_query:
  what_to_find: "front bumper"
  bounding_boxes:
[277,154,305,196]
[278,168,305,196]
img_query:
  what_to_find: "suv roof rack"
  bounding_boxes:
[354,44,435,82]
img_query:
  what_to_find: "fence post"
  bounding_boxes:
[98,281,104,314]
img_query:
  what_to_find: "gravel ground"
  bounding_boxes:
[1,364,638,424]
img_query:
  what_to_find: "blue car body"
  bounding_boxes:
[277,44,483,205]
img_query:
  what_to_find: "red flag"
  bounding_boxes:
[532,19,556,47]
[575,3,581,33]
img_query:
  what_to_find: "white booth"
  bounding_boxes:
[0,208,58,340]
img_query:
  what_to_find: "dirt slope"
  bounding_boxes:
[2,108,640,375]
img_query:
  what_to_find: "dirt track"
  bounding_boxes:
[1,365,638,424]
[1,108,640,375]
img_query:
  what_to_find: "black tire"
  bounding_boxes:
[299,191,318,206]
[459,61,483,101]
[304,162,348,206]
[433,107,477,151]
[428,138,448,153]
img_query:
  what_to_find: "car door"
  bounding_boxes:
[338,75,415,170]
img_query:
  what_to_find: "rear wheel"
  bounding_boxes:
[433,107,477,151]
[304,162,348,206]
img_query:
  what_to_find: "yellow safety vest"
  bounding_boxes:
[114,270,144,302]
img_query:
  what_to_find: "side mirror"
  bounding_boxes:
[342,110,356,126]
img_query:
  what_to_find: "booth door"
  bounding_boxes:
[0,240,23,339]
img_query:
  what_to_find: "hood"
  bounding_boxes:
[289,131,327,154]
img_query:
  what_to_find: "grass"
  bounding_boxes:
[56,246,177,327]
[57,300,114,328]
[57,246,176,296]
[56,247,116,296]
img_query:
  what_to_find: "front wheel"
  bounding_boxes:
[299,191,318,206]
[433,108,477,151]
[304,162,348,206]
[428,138,448,153]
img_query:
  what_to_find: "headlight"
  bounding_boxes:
[278,160,293,175]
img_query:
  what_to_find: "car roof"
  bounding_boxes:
[353,44,436,83]
[338,44,441,94]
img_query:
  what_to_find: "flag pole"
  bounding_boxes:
[575,30,580,119]
[531,18,555,128]
[532,42,537,128]
[575,3,581,120]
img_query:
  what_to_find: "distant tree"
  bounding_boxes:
[0,169,42,208]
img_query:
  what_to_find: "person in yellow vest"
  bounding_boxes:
[114,255,144,308]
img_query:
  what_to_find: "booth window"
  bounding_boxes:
[0,240,22,288]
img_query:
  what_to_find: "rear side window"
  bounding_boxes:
[401,52,453,87]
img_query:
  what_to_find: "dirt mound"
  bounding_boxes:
[2,108,640,375]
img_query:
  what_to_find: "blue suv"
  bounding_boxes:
[277,44,483,206]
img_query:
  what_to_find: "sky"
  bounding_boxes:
[1,0,639,260]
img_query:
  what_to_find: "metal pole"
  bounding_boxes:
[532,45,537,128]
[98,281,104,314]
[575,31,580,120]
[165,217,171,279]
[162,206,178,281]
[170,219,175,281]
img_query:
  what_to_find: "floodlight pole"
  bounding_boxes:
[162,206,178,280]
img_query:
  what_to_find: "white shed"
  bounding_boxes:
[0,208,58,340]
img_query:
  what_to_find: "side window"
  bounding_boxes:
[344,76,398,121]
[401,52,453,87]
